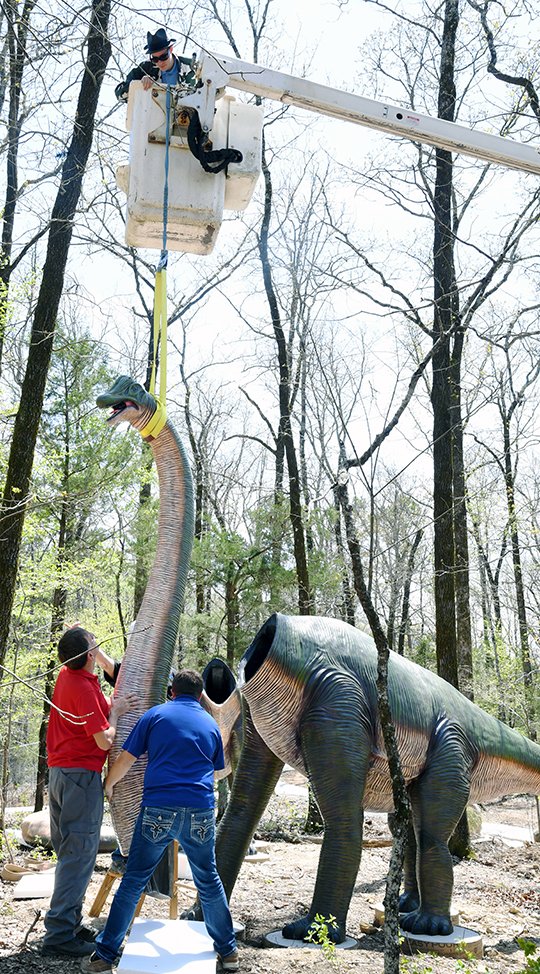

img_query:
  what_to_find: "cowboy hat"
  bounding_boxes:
[145,29,176,54]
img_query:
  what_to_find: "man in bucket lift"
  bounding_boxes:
[114,29,243,177]
[115,28,196,102]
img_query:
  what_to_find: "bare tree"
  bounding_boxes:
[0,0,112,676]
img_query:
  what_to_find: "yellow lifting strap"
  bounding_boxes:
[139,266,168,441]
[139,87,172,442]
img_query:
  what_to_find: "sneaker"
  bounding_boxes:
[76,923,98,943]
[42,936,96,957]
[218,950,239,971]
[81,951,114,973]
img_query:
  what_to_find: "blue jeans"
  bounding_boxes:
[95,806,236,962]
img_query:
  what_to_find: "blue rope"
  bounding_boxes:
[158,85,171,272]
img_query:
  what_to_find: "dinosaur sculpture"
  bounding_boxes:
[97,376,194,853]
[206,613,540,943]
[202,658,243,775]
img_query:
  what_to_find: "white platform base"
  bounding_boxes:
[243,852,270,863]
[13,867,56,899]
[118,919,216,974]
[264,929,357,949]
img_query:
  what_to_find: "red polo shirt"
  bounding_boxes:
[47,666,111,772]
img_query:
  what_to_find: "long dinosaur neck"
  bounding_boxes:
[110,420,194,853]
[116,421,194,702]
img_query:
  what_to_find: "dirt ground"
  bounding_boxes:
[1,772,540,974]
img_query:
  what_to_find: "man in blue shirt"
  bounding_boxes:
[115,28,196,102]
[81,670,238,973]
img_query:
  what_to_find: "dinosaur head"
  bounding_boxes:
[96,376,159,435]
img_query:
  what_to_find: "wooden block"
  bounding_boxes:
[118,919,216,974]
[401,925,483,959]
[89,869,145,919]
[89,870,121,917]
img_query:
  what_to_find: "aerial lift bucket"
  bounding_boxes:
[116,82,263,255]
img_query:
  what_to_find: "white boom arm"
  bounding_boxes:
[179,51,540,176]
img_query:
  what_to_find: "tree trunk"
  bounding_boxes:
[182,374,209,653]
[432,0,459,690]
[502,413,536,736]
[34,491,69,812]
[0,0,36,374]
[258,137,312,615]
[269,433,285,607]
[450,330,473,700]
[0,0,112,676]
[0,640,19,834]
[333,486,356,626]
[337,453,408,974]
[225,564,239,669]
[397,529,423,656]
[304,788,324,833]
[471,515,507,721]
[299,347,315,558]
[433,0,471,859]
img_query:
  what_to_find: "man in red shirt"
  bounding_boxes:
[42,627,135,957]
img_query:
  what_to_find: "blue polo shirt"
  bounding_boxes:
[123,696,224,809]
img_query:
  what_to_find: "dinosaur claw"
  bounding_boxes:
[400,909,453,936]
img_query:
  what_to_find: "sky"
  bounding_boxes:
[71,0,540,498]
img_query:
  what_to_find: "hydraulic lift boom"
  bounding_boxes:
[179,50,540,176]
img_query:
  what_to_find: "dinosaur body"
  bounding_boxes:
[211,613,540,942]
[97,377,194,854]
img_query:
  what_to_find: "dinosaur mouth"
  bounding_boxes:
[107,399,138,421]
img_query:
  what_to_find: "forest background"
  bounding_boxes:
[0,0,540,827]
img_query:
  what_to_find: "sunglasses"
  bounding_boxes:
[150,49,171,63]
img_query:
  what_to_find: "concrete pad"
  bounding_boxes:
[13,868,56,900]
[264,929,357,949]
[177,854,193,880]
[252,840,270,852]
[274,780,308,799]
[480,821,534,847]
[118,919,216,974]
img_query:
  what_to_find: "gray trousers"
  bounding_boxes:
[43,767,104,945]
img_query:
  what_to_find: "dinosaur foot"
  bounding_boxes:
[400,910,453,936]
[398,891,420,913]
[282,915,346,944]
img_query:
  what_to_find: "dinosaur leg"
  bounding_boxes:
[282,679,372,944]
[183,701,283,922]
[215,701,284,897]
[400,721,474,936]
